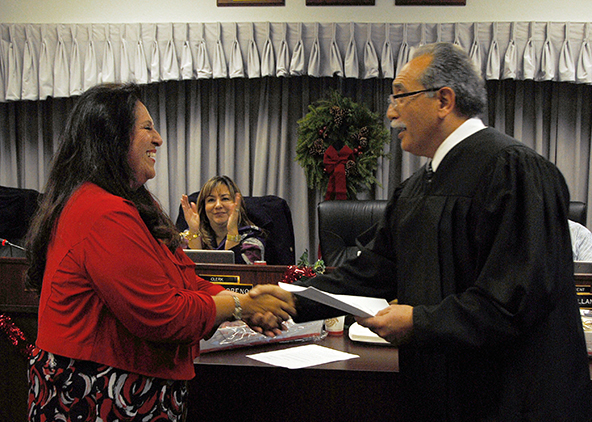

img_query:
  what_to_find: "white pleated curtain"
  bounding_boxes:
[2,21,592,259]
[2,22,592,102]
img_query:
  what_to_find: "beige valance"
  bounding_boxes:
[1,21,591,102]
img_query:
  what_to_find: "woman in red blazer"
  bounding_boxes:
[24,83,294,422]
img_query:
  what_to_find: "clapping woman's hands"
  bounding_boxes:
[226,193,242,236]
[181,194,200,233]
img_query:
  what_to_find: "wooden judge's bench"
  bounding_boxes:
[1,257,591,422]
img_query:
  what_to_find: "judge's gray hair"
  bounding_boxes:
[413,43,487,119]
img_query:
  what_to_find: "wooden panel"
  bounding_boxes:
[0,258,37,422]
[217,0,284,6]
[191,334,399,421]
[575,273,592,286]
[306,0,375,5]
[0,258,38,312]
[396,0,465,4]
[194,263,291,286]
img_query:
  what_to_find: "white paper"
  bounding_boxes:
[246,344,359,369]
[348,322,391,345]
[279,282,389,318]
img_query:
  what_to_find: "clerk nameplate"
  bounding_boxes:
[199,274,252,294]
[199,274,240,284]
[576,284,592,308]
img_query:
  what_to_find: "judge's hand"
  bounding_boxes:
[181,194,200,233]
[355,304,414,347]
[246,284,297,336]
[248,284,295,306]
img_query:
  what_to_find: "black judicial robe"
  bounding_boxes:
[296,127,592,421]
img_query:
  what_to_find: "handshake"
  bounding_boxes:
[224,284,298,337]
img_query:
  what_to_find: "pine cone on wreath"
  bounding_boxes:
[359,137,368,149]
[309,138,325,156]
[331,106,347,127]
[345,159,358,177]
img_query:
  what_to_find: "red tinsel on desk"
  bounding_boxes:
[0,313,35,358]
[280,250,326,284]
[280,265,318,284]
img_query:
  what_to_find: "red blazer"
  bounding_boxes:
[37,183,224,380]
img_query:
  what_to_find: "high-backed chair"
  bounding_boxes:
[317,200,388,267]
[176,193,296,265]
[569,201,587,226]
[0,186,40,257]
[317,200,588,268]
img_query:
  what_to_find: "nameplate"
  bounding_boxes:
[199,274,253,294]
[199,274,241,284]
[214,282,253,294]
[576,284,592,308]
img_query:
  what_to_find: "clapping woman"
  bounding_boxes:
[181,175,265,264]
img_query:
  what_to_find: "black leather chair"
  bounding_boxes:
[569,201,587,226]
[317,199,587,268]
[176,193,296,265]
[317,200,388,267]
[0,186,40,257]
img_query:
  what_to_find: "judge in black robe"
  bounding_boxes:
[291,43,592,421]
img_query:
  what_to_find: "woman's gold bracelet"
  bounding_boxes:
[226,233,243,243]
[181,230,200,241]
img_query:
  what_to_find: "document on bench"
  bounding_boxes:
[278,282,389,318]
[247,344,359,369]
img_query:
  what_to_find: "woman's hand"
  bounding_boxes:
[226,193,242,236]
[241,285,297,336]
[244,285,297,336]
[181,194,200,233]
[213,287,296,337]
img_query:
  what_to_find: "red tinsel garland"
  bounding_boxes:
[280,265,318,284]
[0,313,35,358]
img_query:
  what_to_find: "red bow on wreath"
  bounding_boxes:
[323,145,353,200]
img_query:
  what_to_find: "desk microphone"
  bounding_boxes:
[0,238,26,252]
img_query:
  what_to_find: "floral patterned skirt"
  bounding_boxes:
[28,348,188,422]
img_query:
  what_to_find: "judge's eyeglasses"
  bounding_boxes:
[388,87,442,109]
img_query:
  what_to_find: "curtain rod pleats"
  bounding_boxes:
[1,21,591,102]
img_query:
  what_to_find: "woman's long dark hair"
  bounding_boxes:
[25,83,181,293]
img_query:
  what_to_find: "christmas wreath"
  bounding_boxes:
[296,90,391,200]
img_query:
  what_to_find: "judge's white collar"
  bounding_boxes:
[430,118,486,172]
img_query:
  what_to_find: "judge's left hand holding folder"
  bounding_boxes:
[354,303,413,346]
